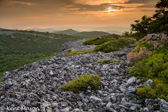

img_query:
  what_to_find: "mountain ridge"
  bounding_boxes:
[54,29,111,37]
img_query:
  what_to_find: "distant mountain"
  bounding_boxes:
[54,29,79,35]
[53,29,111,37]
[76,31,111,37]
[27,28,57,32]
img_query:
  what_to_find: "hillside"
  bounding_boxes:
[55,29,79,35]
[76,31,111,37]
[0,29,88,76]
[54,29,111,37]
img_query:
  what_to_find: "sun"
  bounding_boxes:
[105,7,117,12]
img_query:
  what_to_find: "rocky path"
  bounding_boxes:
[0,39,168,112]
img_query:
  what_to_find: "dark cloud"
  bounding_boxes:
[125,0,158,8]
[66,3,124,11]
[126,0,158,4]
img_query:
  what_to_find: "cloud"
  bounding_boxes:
[65,3,124,12]
[0,0,158,30]
[9,0,35,6]
[126,0,158,4]
[75,0,129,5]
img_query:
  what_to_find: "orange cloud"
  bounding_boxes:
[75,0,129,5]
[9,1,35,6]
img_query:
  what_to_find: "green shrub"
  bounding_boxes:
[66,50,93,56]
[128,53,168,79]
[93,38,135,53]
[68,48,72,53]
[0,78,5,82]
[133,41,154,53]
[137,79,168,101]
[95,58,120,64]
[61,74,101,93]
[83,34,120,45]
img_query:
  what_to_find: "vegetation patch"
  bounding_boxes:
[127,33,167,63]
[66,50,93,56]
[61,74,101,93]
[0,78,5,82]
[83,34,120,45]
[95,58,120,64]
[128,52,168,81]
[0,31,87,76]
[127,33,168,101]
[67,48,72,53]
[93,38,136,53]
[137,79,168,101]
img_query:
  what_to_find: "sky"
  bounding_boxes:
[0,0,159,33]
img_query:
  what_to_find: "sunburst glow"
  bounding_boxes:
[105,7,117,12]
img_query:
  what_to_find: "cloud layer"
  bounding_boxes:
[0,0,158,31]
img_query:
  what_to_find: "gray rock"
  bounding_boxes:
[52,102,58,107]
[73,108,83,112]
[90,96,102,108]
[106,102,112,108]
[104,107,117,112]
[111,79,118,85]
[130,106,137,111]
[146,79,153,86]
[126,76,136,85]
[7,80,13,86]
[2,72,10,79]
[160,99,168,112]
[46,107,52,112]
[120,108,127,112]
[111,96,117,103]
[127,86,137,93]
[62,107,70,112]
[142,107,149,112]
[61,102,68,107]
[49,71,54,75]
[41,85,47,91]
[136,79,141,84]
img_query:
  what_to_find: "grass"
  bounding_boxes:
[61,74,101,93]
[93,38,136,53]
[83,34,120,45]
[66,50,93,56]
[95,58,120,64]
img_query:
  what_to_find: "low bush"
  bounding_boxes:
[127,49,151,62]
[137,79,168,101]
[61,74,101,93]
[127,33,168,101]
[83,34,120,45]
[128,52,168,79]
[132,41,154,53]
[128,34,168,61]
[68,48,72,53]
[95,58,120,64]
[93,38,136,53]
[66,50,92,56]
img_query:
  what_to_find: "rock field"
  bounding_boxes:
[0,39,168,112]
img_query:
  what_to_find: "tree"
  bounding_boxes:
[130,0,168,37]
[149,0,168,33]
[131,15,152,36]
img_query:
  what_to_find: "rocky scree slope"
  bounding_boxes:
[0,39,168,112]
